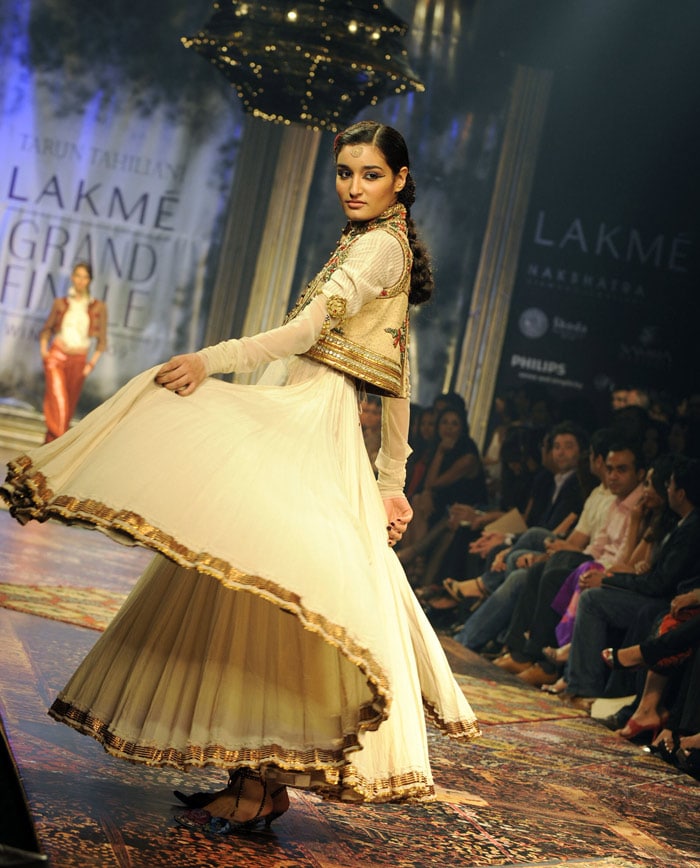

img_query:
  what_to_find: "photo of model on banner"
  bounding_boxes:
[0,2,242,420]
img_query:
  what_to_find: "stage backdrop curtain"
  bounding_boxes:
[0,0,243,418]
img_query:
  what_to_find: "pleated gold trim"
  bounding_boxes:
[47,698,436,803]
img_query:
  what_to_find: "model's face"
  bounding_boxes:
[335,144,407,222]
[551,434,580,474]
[72,266,91,295]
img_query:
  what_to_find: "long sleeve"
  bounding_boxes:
[603,512,700,597]
[39,299,62,346]
[376,396,412,498]
[196,230,405,377]
[196,294,330,375]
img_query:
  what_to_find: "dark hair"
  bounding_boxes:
[590,428,616,461]
[500,425,541,467]
[612,405,650,441]
[432,390,467,417]
[72,261,93,280]
[672,455,700,505]
[650,454,675,497]
[642,454,677,545]
[607,437,647,472]
[333,120,433,306]
[434,405,471,455]
[550,420,589,454]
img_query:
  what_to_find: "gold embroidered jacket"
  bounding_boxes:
[285,204,412,398]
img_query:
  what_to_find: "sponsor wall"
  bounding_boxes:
[493,21,699,425]
[0,1,241,417]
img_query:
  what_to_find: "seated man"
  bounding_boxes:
[445,422,592,649]
[497,436,651,684]
[454,437,646,657]
[436,420,590,608]
[563,456,700,710]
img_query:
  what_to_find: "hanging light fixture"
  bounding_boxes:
[182,0,424,131]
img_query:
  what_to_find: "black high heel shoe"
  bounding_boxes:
[174,769,289,829]
[174,768,275,836]
[644,731,679,766]
[601,647,642,671]
[676,746,700,778]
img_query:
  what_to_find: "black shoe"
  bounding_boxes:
[644,735,679,767]
[676,747,700,778]
[598,712,626,732]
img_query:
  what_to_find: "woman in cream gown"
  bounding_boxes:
[2,122,478,830]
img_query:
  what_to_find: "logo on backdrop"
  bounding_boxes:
[518,307,588,342]
[518,307,548,338]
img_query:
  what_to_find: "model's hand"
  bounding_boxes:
[155,353,207,396]
[82,363,92,377]
[384,496,413,548]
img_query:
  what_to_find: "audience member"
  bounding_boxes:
[501,451,672,688]
[610,386,630,412]
[359,394,382,475]
[405,406,437,499]
[438,422,591,647]
[482,394,518,505]
[562,456,700,710]
[602,588,700,779]
[399,404,487,582]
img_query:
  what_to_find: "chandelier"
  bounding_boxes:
[182,1,424,131]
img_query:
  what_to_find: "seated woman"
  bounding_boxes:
[602,587,700,777]
[404,405,437,501]
[398,405,487,587]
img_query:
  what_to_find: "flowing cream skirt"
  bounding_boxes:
[2,356,479,802]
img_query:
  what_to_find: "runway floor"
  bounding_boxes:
[1,492,699,867]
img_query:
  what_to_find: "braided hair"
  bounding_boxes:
[333,121,433,305]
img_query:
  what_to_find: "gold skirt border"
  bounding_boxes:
[47,697,436,803]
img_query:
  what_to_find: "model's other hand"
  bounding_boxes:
[384,496,413,548]
[155,353,207,396]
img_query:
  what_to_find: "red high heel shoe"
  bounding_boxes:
[617,719,660,741]
[617,711,669,742]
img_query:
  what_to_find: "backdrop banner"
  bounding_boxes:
[0,2,240,418]
[493,39,698,423]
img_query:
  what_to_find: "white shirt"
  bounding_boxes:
[59,290,91,351]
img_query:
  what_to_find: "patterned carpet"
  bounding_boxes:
[2,606,700,867]
[0,582,127,631]
[1,510,699,867]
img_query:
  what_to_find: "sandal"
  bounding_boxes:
[601,647,642,671]
[543,645,569,667]
[174,768,285,834]
[442,576,485,602]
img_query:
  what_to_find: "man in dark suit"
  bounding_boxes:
[564,456,700,708]
[451,422,589,650]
